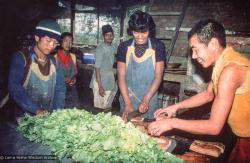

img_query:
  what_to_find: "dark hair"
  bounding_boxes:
[102,24,113,35]
[128,10,156,37]
[188,19,226,48]
[60,32,73,43]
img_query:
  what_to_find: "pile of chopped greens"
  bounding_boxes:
[18,109,183,163]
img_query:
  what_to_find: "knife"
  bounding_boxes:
[143,118,156,122]
[127,87,149,117]
[128,87,143,104]
[127,110,143,122]
[169,135,194,154]
[143,112,169,122]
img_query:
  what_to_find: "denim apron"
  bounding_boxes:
[120,39,158,119]
[23,55,57,111]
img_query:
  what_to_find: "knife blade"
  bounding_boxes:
[128,87,142,104]
[169,135,194,154]
[127,110,143,122]
[143,118,156,122]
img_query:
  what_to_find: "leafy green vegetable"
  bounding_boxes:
[18,109,183,163]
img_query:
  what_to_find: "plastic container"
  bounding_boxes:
[81,53,95,64]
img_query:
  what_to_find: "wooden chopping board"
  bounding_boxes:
[130,116,225,159]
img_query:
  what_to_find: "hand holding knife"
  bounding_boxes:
[127,87,149,113]
[122,87,149,122]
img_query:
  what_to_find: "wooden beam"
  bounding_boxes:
[149,11,181,16]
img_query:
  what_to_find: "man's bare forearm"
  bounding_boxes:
[117,62,131,105]
[175,82,214,110]
[95,68,102,87]
[143,61,164,102]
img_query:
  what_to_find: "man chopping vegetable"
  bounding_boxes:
[117,10,166,120]
[148,19,250,162]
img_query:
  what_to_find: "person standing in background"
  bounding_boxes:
[90,24,117,109]
[8,19,66,120]
[117,10,166,120]
[56,32,80,108]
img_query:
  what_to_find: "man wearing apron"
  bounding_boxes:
[8,19,66,120]
[117,11,166,120]
[56,32,80,108]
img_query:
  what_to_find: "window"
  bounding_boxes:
[57,5,121,46]
[57,18,71,33]
[74,13,98,45]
